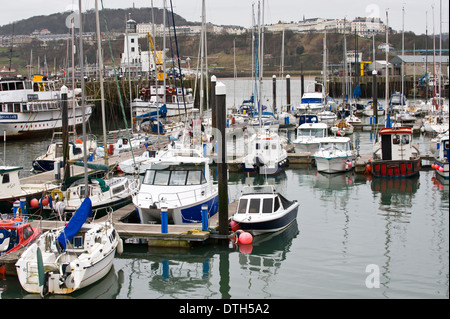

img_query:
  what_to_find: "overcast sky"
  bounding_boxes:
[1,0,449,35]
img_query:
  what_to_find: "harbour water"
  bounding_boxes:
[0,78,448,299]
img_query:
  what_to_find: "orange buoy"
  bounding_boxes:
[75,139,83,144]
[365,164,372,173]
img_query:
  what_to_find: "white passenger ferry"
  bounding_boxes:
[0,75,92,138]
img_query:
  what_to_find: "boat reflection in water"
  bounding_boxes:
[371,175,420,213]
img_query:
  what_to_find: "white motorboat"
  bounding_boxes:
[292,121,328,154]
[296,92,326,114]
[0,75,92,139]
[32,132,98,173]
[317,110,337,128]
[132,148,218,225]
[433,134,449,182]
[242,128,288,175]
[231,185,299,236]
[313,134,357,174]
[15,197,121,296]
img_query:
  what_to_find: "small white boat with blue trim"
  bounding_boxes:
[231,185,299,236]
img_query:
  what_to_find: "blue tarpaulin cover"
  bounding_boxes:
[57,197,92,250]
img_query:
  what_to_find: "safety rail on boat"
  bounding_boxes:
[241,185,277,195]
[136,185,212,208]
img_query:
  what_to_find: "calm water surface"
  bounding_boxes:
[0,78,448,299]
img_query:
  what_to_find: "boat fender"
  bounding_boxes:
[51,189,64,202]
[117,238,124,254]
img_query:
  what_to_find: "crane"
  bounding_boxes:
[147,32,165,81]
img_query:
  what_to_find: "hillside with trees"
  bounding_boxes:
[0,8,447,78]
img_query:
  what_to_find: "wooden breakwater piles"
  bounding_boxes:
[316,75,449,100]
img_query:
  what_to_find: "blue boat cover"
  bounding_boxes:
[57,197,92,250]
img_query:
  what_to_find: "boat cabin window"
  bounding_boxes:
[72,236,83,249]
[143,169,206,186]
[262,198,273,214]
[154,170,171,186]
[248,198,260,214]
[274,197,281,211]
[2,174,10,184]
[392,135,400,145]
[112,185,125,195]
[1,83,8,91]
[21,225,34,241]
[169,171,187,186]
[401,135,410,145]
[143,170,156,184]
[237,198,248,214]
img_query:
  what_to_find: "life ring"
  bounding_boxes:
[75,139,83,144]
[0,220,14,226]
[50,189,64,201]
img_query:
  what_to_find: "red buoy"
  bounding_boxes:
[30,198,39,208]
[239,232,253,245]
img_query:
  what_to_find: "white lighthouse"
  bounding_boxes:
[120,18,158,76]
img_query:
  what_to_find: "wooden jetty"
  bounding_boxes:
[26,201,238,249]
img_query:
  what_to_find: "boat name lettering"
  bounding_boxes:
[27,94,39,101]
[0,114,18,119]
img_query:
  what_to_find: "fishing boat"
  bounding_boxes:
[0,214,41,275]
[370,126,421,178]
[313,132,357,174]
[32,132,98,173]
[0,75,92,139]
[131,84,195,118]
[15,197,121,296]
[432,134,449,182]
[242,128,289,175]
[292,121,328,154]
[231,185,299,236]
[0,165,58,214]
[132,148,218,225]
